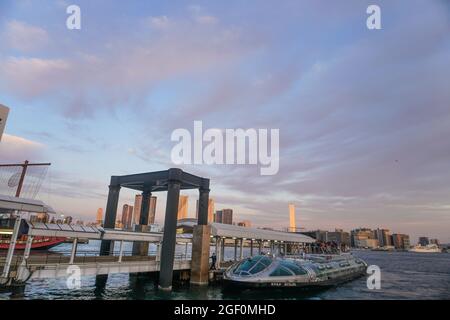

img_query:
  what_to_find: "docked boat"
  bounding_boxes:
[408,244,441,253]
[223,254,367,288]
[0,217,65,250]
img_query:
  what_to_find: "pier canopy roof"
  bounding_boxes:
[111,168,209,192]
[210,223,315,244]
[24,221,192,243]
[0,194,55,214]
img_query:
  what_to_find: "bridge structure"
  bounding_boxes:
[1,168,316,292]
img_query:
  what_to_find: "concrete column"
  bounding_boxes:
[191,183,211,283]
[133,188,152,256]
[69,238,78,264]
[220,238,225,264]
[234,239,238,260]
[239,239,244,259]
[215,237,220,269]
[190,225,211,285]
[100,182,121,256]
[197,186,210,225]
[118,240,124,262]
[158,176,181,291]
[259,240,263,254]
[156,242,162,262]
[250,239,254,256]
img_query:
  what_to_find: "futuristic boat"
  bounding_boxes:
[223,254,367,288]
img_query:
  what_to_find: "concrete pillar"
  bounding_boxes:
[259,240,263,254]
[239,239,244,259]
[190,225,211,285]
[100,182,121,255]
[133,188,152,256]
[220,238,225,264]
[215,237,220,269]
[234,239,238,261]
[250,239,254,256]
[69,238,78,264]
[197,185,210,225]
[190,183,211,286]
[118,240,124,262]
[158,175,181,291]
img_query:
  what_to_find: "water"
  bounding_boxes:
[1,242,449,300]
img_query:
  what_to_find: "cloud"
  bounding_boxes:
[3,20,49,52]
[0,57,70,98]
[0,134,45,162]
[147,15,170,29]
[0,15,259,117]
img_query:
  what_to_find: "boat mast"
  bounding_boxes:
[0,160,51,197]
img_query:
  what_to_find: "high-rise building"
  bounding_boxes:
[133,194,142,225]
[392,234,410,250]
[419,237,429,246]
[177,195,188,220]
[430,238,440,246]
[375,228,391,247]
[327,229,351,246]
[351,228,376,248]
[148,196,157,224]
[96,208,103,226]
[215,209,233,224]
[288,203,296,232]
[133,194,157,225]
[195,198,215,223]
[215,210,222,223]
[121,204,134,229]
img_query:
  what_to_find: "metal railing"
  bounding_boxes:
[1,250,191,268]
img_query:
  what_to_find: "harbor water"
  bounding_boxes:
[1,241,449,300]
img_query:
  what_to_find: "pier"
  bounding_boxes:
[0,168,315,292]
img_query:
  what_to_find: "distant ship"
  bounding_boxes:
[409,244,441,253]
[372,246,395,252]
[223,254,367,289]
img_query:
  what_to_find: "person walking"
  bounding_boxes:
[210,252,217,270]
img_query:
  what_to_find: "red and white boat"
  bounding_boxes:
[0,218,65,250]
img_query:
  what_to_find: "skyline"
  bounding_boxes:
[0,0,449,242]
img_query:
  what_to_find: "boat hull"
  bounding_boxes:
[0,236,66,251]
[223,254,368,290]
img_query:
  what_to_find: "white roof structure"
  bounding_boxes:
[25,221,191,243]
[210,222,315,243]
[0,194,56,214]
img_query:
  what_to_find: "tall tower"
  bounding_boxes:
[96,208,103,226]
[177,195,188,220]
[121,204,133,229]
[288,203,296,232]
[148,196,157,224]
[196,198,215,223]
[133,194,142,225]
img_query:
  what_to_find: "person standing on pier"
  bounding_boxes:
[210,253,217,270]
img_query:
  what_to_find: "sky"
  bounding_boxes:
[0,0,449,243]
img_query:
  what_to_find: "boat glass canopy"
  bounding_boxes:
[232,255,273,276]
